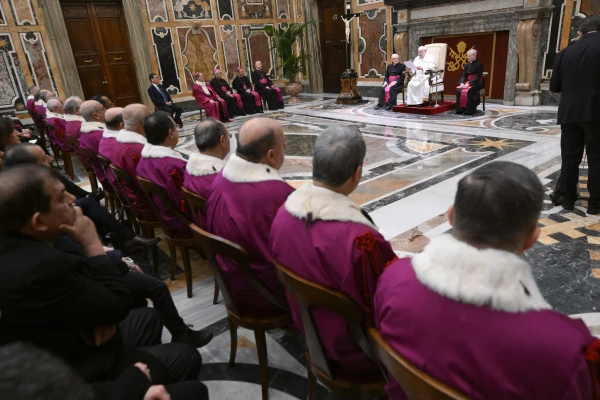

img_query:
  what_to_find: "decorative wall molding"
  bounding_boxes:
[18,32,58,95]
[9,0,37,26]
[0,33,26,111]
[146,0,168,22]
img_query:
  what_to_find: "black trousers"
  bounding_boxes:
[61,174,91,199]
[157,104,183,123]
[455,83,483,114]
[378,84,403,107]
[559,121,600,207]
[76,196,135,248]
[257,88,280,110]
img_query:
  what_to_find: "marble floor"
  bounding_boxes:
[61,94,600,399]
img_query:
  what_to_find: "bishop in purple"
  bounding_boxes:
[79,100,110,190]
[64,96,84,139]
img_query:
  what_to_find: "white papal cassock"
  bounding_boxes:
[406,53,437,105]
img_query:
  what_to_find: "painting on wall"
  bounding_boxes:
[357,8,386,77]
[177,26,219,91]
[172,0,213,20]
[19,32,58,95]
[9,0,37,26]
[0,33,27,112]
[152,27,182,94]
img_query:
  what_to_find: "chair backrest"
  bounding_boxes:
[65,136,94,172]
[137,176,192,235]
[182,187,206,226]
[273,260,375,380]
[368,328,469,400]
[481,72,489,92]
[424,43,448,80]
[190,223,289,317]
[110,165,157,222]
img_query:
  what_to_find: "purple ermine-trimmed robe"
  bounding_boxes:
[34,100,46,116]
[183,152,225,228]
[136,143,192,235]
[206,154,295,315]
[270,184,397,375]
[45,111,72,152]
[65,114,84,139]
[26,95,35,116]
[374,234,598,400]
[99,128,121,190]
[80,121,111,189]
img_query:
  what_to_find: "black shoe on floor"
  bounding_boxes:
[384,104,393,111]
[172,327,214,348]
[588,205,600,215]
[122,236,161,256]
[562,201,575,211]
[374,105,383,110]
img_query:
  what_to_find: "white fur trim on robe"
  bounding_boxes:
[285,184,377,230]
[64,114,85,123]
[141,143,186,161]
[222,153,283,183]
[35,100,44,106]
[117,129,147,145]
[80,121,106,133]
[102,128,120,139]
[412,234,552,313]
[186,152,226,176]
[27,95,34,100]
[45,111,65,120]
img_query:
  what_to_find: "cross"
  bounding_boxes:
[340,2,361,72]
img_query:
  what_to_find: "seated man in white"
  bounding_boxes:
[406,46,437,107]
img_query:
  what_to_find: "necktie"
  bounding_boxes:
[157,85,168,101]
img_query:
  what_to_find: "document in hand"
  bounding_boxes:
[404,61,416,70]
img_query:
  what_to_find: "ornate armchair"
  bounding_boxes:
[424,43,448,103]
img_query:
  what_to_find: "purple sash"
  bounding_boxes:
[384,75,400,104]
[259,78,269,84]
[251,91,261,107]
[459,73,480,108]
[232,93,243,109]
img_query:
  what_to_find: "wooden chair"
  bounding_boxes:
[111,165,161,275]
[368,328,469,400]
[273,260,386,400]
[252,83,269,111]
[137,176,196,298]
[81,148,120,215]
[65,136,98,193]
[97,155,132,223]
[481,72,489,111]
[190,223,291,400]
[44,120,75,179]
[182,187,219,305]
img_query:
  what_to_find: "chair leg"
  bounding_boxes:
[181,246,193,298]
[147,228,159,276]
[483,95,486,111]
[307,364,316,400]
[228,316,237,368]
[254,329,270,400]
[66,155,74,180]
[168,240,177,281]
[213,279,220,304]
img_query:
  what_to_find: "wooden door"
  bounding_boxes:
[318,0,346,93]
[61,1,141,106]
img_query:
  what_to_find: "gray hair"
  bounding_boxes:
[418,46,427,52]
[40,90,54,102]
[467,49,477,56]
[313,126,366,187]
[194,118,228,152]
[46,99,63,112]
[64,96,82,115]
[391,53,400,59]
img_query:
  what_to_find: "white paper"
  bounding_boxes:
[404,61,416,70]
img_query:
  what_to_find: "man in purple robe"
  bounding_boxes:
[206,118,294,315]
[26,85,37,117]
[136,111,192,235]
[79,100,112,193]
[375,161,600,400]
[183,118,230,227]
[270,126,397,377]
[64,96,84,139]
[99,107,124,162]
[45,98,72,154]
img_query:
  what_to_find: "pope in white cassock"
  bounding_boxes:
[406,46,438,106]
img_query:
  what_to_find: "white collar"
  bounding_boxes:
[27,95,34,100]
[64,114,85,123]
[45,111,65,120]
[141,143,186,161]
[285,184,376,230]
[102,128,120,139]
[222,153,283,183]
[117,129,147,145]
[412,234,551,313]
[186,152,226,176]
[80,121,106,133]
[34,100,44,106]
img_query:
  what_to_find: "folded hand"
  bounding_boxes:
[144,385,171,400]
[93,324,117,346]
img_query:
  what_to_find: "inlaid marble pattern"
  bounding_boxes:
[241,25,276,77]
[172,0,213,19]
[0,2,7,26]
[358,8,386,78]
[275,0,290,18]
[220,25,241,80]
[178,26,218,92]
[237,0,276,19]
[0,33,24,111]
[145,0,168,22]
[216,0,234,19]
[152,27,182,94]
[18,32,57,94]
[8,0,36,26]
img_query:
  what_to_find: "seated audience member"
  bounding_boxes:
[184,118,230,226]
[40,90,56,114]
[271,126,397,376]
[0,113,37,144]
[0,342,209,400]
[232,66,263,114]
[456,49,484,115]
[192,72,230,123]
[0,165,204,396]
[89,94,114,110]
[64,96,85,139]
[375,54,406,110]
[0,116,21,153]
[112,104,154,220]
[210,66,244,118]
[99,107,124,190]
[26,85,38,116]
[374,161,599,399]
[148,73,183,128]
[33,89,47,116]
[252,61,284,110]
[206,118,294,314]
[137,111,192,234]
[79,100,112,190]
[45,99,71,153]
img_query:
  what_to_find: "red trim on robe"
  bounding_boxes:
[354,231,386,326]
[169,168,187,212]
[585,339,600,399]
[384,75,400,104]
[132,154,141,166]
[459,73,480,108]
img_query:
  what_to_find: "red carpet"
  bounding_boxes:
[392,101,456,115]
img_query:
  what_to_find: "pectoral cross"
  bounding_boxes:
[340,2,361,72]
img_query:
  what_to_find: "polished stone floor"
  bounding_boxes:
[64,94,600,399]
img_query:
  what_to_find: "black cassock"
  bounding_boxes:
[210,78,240,118]
[377,63,406,107]
[232,75,262,114]
[455,59,484,115]
[251,69,284,110]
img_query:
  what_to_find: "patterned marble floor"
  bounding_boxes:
[62,94,600,399]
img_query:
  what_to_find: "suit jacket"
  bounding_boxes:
[148,84,173,108]
[459,59,484,87]
[0,231,132,381]
[551,32,600,124]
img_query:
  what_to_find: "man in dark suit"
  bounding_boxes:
[551,16,600,214]
[455,49,484,115]
[148,73,183,128]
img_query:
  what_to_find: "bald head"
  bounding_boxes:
[237,118,285,169]
[255,60,263,70]
[80,100,104,123]
[64,96,83,115]
[105,107,124,130]
[40,91,55,103]
[46,99,64,114]
[123,104,151,135]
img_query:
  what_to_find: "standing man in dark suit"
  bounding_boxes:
[551,16,600,214]
[148,73,183,128]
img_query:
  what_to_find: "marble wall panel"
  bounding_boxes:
[172,0,213,20]
[237,0,275,19]
[146,0,168,22]
[220,24,241,80]
[216,0,234,19]
[152,27,182,94]
[0,33,26,111]
[241,25,276,78]
[8,0,37,25]
[0,2,7,26]
[358,8,386,78]
[581,0,600,15]
[276,0,290,18]
[541,0,564,79]
[178,26,218,91]
[18,32,57,94]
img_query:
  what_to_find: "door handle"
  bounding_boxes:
[340,39,345,42]
[83,59,92,63]
[102,78,108,84]
[325,40,331,44]
[114,57,122,61]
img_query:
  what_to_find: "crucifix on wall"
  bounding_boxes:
[340,2,361,72]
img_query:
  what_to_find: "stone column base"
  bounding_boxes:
[514,90,541,106]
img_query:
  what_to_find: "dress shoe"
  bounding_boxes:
[374,105,382,110]
[384,104,393,111]
[122,236,161,256]
[588,203,600,215]
[172,327,214,348]
[562,201,575,211]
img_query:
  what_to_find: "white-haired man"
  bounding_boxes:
[406,46,437,107]
[375,54,406,110]
[456,49,484,115]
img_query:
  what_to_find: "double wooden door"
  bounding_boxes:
[61,1,141,106]
[318,0,347,93]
